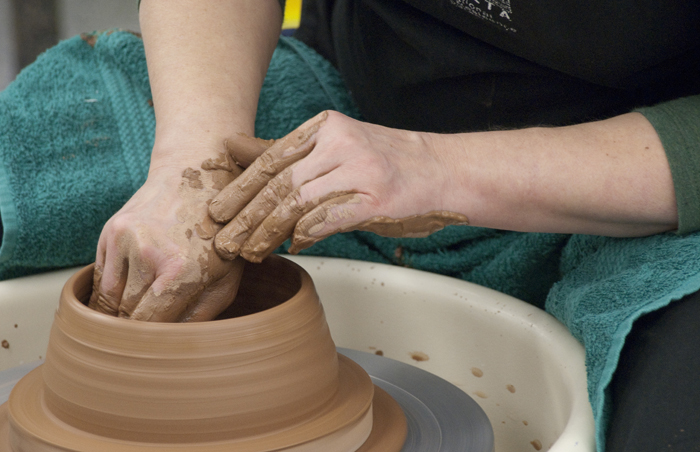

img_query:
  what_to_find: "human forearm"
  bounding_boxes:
[205,111,677,264]
[437,112,678,236]
[91,1,282,321]
[140,0,282,168]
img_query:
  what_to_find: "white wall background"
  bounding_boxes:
[0,0,18,91]
[0,0,140,91]
[56,0,140,40]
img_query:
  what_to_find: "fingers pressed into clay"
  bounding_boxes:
[209,112,328,224]
[117,261,157,319]
[89,145,247,322]
[178,260,245,322]
[126,271,204,322]
[89,244,128,316]
[128,292,185,322]
[88,264,122,316]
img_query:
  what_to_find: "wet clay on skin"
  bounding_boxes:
[213,167,302,260]
[89,153,244,322]
[236,205,469,263]
[206,112,468,262]
[214,159,355,262]
[238,188,356,262]
[142,158,242,321]
[286,207,469,256]
[209,112,328,225]
[212,167,468,263]
[225,134,275,168]
[0,257,407,451]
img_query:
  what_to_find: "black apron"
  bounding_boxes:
[295,0,700,132]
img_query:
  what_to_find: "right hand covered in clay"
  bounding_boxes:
[89,153,245,322]
[209,111,470,263]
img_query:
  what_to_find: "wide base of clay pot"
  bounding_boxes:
[0,364,405,452]
[0,256,406,452]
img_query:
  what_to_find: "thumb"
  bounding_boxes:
[289,199,469,254]
[225,133,275,168]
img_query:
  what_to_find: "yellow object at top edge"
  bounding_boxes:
[282,0,302,29]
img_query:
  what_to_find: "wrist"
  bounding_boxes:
[149,126,249,173]
[153,117,253,151]
[435,114,677,236]
[431,128,544,230]
[423,131,483,215]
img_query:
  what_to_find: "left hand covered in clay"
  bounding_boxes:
[209,111,469,263]
[89,153,246,321]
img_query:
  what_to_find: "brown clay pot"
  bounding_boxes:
[0,255,406,452]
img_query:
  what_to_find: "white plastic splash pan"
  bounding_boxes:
[0,256,594,452]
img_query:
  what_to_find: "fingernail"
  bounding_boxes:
[208,199,226,223]
[288,236,314,255]
[306,222,325,236]
[240,238,272,263]
[214,236,241,260]
[240,249,265,263]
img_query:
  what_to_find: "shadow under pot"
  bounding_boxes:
[0,255,407,452]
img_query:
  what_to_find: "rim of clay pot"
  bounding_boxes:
[2,256,392,451]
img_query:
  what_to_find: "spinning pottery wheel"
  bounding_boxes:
[0,256,493,452]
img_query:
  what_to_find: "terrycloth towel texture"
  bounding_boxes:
[2,30,700,452]
[0,31,358,279]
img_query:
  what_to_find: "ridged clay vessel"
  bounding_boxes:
[0,255,407,451]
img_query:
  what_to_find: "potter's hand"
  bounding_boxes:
[209,111,469,262]
[89,154,245,322]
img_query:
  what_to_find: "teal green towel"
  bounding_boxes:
[0,30,154,279]
[2,30,700,452]
[0,31,359,279]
